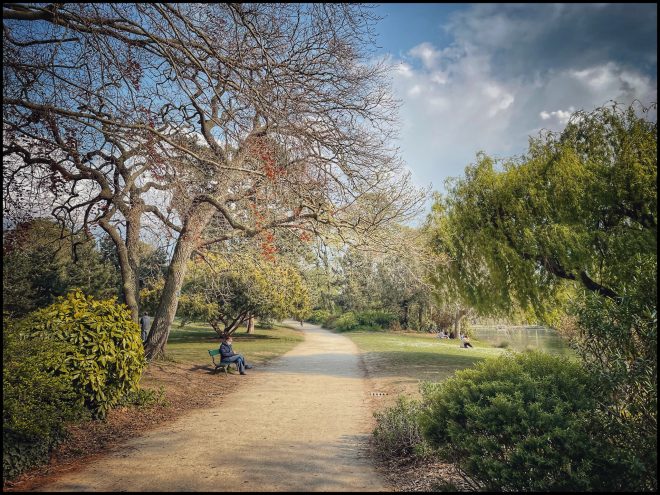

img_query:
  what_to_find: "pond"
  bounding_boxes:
[470,325,574,356]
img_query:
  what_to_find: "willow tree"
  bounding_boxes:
[428,102,657,489]
[3,4,425,359]
[428,102,656,321]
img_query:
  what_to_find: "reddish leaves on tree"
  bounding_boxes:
[260,231,277,261]
[137,106,166,179]
[247,136,285,180]
[120,48,143,92]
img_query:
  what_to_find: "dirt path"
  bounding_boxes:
[38,322,391,492]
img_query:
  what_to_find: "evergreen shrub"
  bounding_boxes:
[23,290,147,419]
[3,315,87,481]
[421,351,626,491]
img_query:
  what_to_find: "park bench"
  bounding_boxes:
[208,349,236,375]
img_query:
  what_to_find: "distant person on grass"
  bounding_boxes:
[460,333,473,348]
[220,335,253,375]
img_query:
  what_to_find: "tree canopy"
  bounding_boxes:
[174,251,311,336]
[427,102,657,323]
[3,3,425,358]
[3,218,119,316]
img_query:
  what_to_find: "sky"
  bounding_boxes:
[370,3,657,198]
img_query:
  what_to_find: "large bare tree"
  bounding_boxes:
[3,3,426,359]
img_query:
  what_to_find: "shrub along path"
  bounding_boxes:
[37,322,391,492]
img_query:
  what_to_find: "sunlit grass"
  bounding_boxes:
[164,319,304,365]
[344,331,506,393]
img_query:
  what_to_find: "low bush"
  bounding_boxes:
[420,351,632,491]
[306,309,332,325]
[327,310,398,332]
[372,395,435,462]
[357,310,397,329]
[322,312,341,329]
[333,311,359,332]
[3,315,88,482]
[23,290,147,419]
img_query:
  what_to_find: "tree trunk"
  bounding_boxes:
[99,219,140,322]
[125,195,143,316]
[145,204,215,360]
[246,314,255,334]
[453,307,469,337]
[401,300,410,329]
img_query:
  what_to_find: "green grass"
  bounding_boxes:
[164,319,304,365]
[344,331,506,385]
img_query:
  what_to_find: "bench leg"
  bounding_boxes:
[214,364,234,374]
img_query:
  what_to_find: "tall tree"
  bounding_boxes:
[4,4,424,359]
[427,103,657,321]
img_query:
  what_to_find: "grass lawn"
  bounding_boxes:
[164,319,305,365]
[342,330,506,402]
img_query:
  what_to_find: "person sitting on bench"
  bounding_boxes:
[220,335,253,375]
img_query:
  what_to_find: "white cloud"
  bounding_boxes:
[430,71,448,85]
[539,107,575,125]
[390,40,656,195]
[408,84,422,97]
[396,62,414,78]
[409,42,440,69]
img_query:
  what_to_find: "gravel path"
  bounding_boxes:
[39,322,390,492]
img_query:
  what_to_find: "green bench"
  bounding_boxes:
[208,349,236,375]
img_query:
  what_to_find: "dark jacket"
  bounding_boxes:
[220,342,236,360]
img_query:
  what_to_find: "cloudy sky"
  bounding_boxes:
[371,3,657,198]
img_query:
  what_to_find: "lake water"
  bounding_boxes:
[470,325,573,355]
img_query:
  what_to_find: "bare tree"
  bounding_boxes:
[3,4,426,359]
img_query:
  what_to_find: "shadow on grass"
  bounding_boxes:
[168,329,297,344]
[361,350,485,380]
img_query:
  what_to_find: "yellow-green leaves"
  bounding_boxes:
[22,290,146,419]
[428,103,657,323]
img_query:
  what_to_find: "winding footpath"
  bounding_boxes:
[39,322,390,492]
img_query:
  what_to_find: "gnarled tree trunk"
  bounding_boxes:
[145,204,215,360]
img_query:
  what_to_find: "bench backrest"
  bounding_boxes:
[208,349,220,357]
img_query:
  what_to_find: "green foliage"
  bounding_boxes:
[3,315,88,482]
[560,284,657,491]
[178,251,311,335]
[23,290,147,419]
[306,309,332,324]
[333,311,359,332]
[3,219,121,317]
[421,351,643,491]
[329,310,398,332]
[425,102,657,490]
[358,310,398,328]
[428,102,656,322]
[372,395,435,462]
[303,228,444,331]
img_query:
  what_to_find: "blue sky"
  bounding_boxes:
[369,3,658,198]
